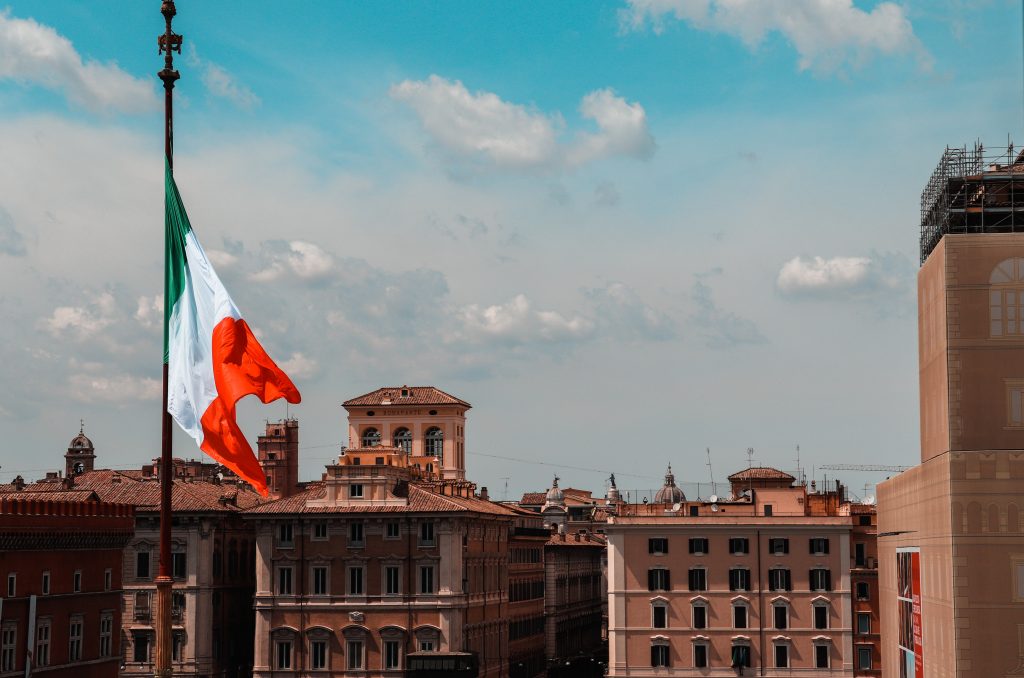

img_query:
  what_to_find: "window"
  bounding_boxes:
[815,643,830,669]
[420,522,435,546]
[277,567,293,595]
[276,640,292,670]
[420,565,435,594]
[385,522,400,539]
[73,570,82,592]
[42,571,50,595]
[361,427,381,447]
[349,522,364,546]
[693,643,708,668]
[313,522,328,540]
[648,568,670,591]
[1009,382,1024,426]
[768,568,792,591]
[769,538,789,555]
[692,604,707,629]
[688,538,709,555]
[385,566,400,594]
[347,640,364,670]
[349,567,364,595]
[99,614,113,657]
[814,604,829,630]
[855,542,867,567]
[349,483,364,498]
[810,568,832,591]
[858,612,872,634]
[384,639,401,669]
[991,270,1024,337]
[773,604,788,629]
[312,566,329,595]
[729,537,749,554]
[764,504,773,516]
[36,620,50,667]
[731,644,751,669]
[2,624,16,672]
[809,537,830,555]
[650,644,670,667]
[172,591,186,617]
[425,427,444,460]
[172,552,186,579]
[733,604,747,629]
[172,632,184,662]
[132,631,148,663]
[419,640,434,652]
[858,646,873,670]
[688,568,707,591]
[136,550,150,578]
[104,568,112,591]
[5,574,13,597]
[774,643,789,668]
[134,591,151,620]
[393,427,412,453]
[729,568,750,591]
[648,538,669,554]
[856,581,870,600]
[278,523,293,547]
[310,639,327,670]
[652,603,667,629]
[859,514,872,526]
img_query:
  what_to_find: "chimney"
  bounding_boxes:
[479,486,489,501]
[62,475,74,490]
[574,533,580,542]
[12,475,25,491]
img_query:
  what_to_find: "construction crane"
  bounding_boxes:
[818,464,911,472]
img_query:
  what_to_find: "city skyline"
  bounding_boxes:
[0,1,1021,498]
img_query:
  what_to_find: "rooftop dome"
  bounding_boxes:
[653,464,685,504]
[68,423,93,451]
[544,475,565,506]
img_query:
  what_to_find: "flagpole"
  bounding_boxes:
[157,2,181,676]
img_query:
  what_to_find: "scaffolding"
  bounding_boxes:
[920,140,1024,263]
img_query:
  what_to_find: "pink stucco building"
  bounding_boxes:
[606,467,878,676]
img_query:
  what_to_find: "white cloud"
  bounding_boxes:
[454,294,595,345]
[43,292,116,337]
[690,276,766,348]
[251,240,334,282]
[0,9,158,113]
[187,44,260,110]
[390,76,654,169]
[776,253,913,300]
[68,371,161,404]
[278,352,318,380]
[586,282,675,340]
[621,0,927,73]
[134,294,163,329]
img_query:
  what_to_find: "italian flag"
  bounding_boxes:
[164,162,300,496]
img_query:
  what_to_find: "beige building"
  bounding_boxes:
[606,466,877,676]
[878,143,1024,677]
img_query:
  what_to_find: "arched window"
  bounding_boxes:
[425,428,443,461]
[990,257,1024,336]
[361,428,381,448]
[393,428,412,454]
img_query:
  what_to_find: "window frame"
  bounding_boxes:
[732,603,748,629]
[35,619,51,667]
[41,571,50,595]
[275,639,292,670]
[136,550,151,579]
[312,565,329,596]
[1,623,16,672]
[729,537,750,555]
[310,638,328,670]
[774,642,789,668]
[650,642,670,668]
[688,537,709,555]
[648,537,669,555]
[348,521,365,547]
[276,566,294,596]
[346,639,364,670]
[99,613,113,657]
[651,601,668,629]
[383,638,401,670]
[691,602,708,629]
[348,566,365,596]
[693,641,708,668]
[688,567,707,592]
[385,521,401,540]
[857,612,872,635]
[420,564,435,594]
[814,642,830,669]
[648,567,670,592]
[312,522,329,541]
[813,603,830,630]
[419,522,436,547]
[773,602,789,630]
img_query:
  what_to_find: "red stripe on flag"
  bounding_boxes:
[199,317,301,496]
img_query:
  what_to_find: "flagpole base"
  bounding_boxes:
[155,575,174,676]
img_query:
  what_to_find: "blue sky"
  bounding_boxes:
[0,0,1020,500]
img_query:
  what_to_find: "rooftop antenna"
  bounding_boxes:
[501,476,510,502]
[795,444,804,486]
[746,447,754,498]
[705,448,717,498]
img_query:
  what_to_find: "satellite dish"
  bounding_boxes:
[671,503,682,512]
[711,504,719,512]
[709,495,718,503]
[864,496,876,505]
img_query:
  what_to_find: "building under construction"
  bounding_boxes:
[920,141,1024,263]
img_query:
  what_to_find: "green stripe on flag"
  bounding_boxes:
[164,159,192,363]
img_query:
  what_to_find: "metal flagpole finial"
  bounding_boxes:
[158,1,182,88]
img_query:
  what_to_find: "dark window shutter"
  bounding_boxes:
[665,570,671,590]
[824,539,830,554]
[688,570,695,591]
[648,539,654,554]
[809,538,815,554]
[784,539,790,554]
[648,570,655,591]
[651,646,658,667]
[663,539,668,554]
[825,570,832,591]
[786,570,792,591]
[728,570,736,591]
[809,569,815,590]
[688,539,695,554]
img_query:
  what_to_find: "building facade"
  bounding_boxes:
[0,494,134,678]
[878,143,1024,678]
[246,387,546,678]
[544,529,606,675]
[606,466,877,677]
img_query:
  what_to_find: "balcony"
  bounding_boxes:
[134,607,151,622]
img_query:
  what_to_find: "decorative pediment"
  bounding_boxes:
[730,595,751,605]
[689,595,709,605]
[731,635,751,643]
[271,625,299,637]
[770,595,790,606]
[649,595,669,604]
[772,635,792,643]
[812,635,832,643]
[691,635,710,642]
[306,625,332,638]
[811,595,831,606]
[341,623,370,637]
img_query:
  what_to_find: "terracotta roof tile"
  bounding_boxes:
[727,467,795,482]
[343,387,471,408]
[519,492,547,505]
[244,482,519,516]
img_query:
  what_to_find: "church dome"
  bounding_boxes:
[653,464,685,504]
[544,476,565,506]
[69,427,93,451]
